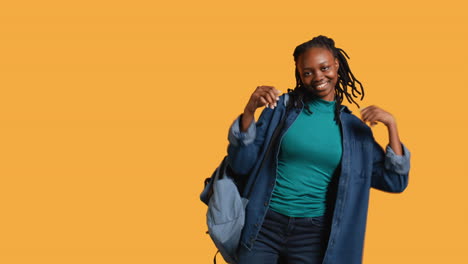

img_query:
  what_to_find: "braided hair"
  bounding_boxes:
[286,35,364,125]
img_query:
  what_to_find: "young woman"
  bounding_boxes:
[226,35,411,264]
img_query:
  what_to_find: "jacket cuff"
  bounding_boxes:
[384,142,411,175]
[227,113,256,146]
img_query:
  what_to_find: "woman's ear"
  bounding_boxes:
[335,58,339,70]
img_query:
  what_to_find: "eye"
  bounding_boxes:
[322,66,330,71]
[304,72,312,76]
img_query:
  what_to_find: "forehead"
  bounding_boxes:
[296,47,335,69]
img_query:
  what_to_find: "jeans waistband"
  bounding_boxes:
[266,207,331,225]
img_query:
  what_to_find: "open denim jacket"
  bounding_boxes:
[226,92,411,264]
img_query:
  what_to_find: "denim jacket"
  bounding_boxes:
[226,92,411,264]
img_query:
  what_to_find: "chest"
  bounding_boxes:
[279,110,343,170]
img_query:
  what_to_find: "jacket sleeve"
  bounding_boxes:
[370,136,411,193]
[226,105,276,175]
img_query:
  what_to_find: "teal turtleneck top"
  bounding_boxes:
[269,98,343,217]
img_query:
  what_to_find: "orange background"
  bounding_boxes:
[1,1,467,263]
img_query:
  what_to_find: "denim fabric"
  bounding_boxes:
[226,92,411,264]
[237,207,331,264]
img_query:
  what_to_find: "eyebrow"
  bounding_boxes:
[302,61,329,70]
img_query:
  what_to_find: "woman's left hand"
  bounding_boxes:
[360,105,403,156]
[359,105,396,127]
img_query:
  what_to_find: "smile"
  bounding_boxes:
[315,82,328,88]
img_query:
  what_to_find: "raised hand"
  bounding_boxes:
[240,86,282,132]
[359,105,396,128]
[360,105,403,155]
[244,86,282,115]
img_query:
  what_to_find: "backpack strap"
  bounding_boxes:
[283,92,289,107]
[213,249,220,264]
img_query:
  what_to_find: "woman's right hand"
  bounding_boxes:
[244,86,282,115]
[240,86,281,132]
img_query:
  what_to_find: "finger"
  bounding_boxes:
[274,88,282,97]
[360,110,371,121]
[361,112,375,123]
[256,85,265,92]
[264,90,276,107]
[259,96,268,107]
[362,111,374,122]
[257,86,281,108]
[259,85,274,92]
[257,86,275,105]
[268,87,279,101]
[267,89,279,106]
[368,119,378,127]
[264,86,279,105]
[361,107,379,120]
[257,85,273,95]
[360,105,375,115]
[365,112,380,124]
[360,108,369,116]
[273,89,282,104]
[361,115,369,123]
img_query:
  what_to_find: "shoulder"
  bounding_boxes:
[341,109,373,140]
[342,111,365,125]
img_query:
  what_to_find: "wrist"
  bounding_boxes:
[384,117,397,128]
[243,107,256,117]
[384,121,394,128]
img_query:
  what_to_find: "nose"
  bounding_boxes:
[312,70,325,82]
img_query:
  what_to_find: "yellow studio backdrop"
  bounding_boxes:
[0,1,467,263]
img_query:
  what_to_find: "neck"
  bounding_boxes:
[304,92,335,102]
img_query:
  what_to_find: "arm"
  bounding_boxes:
[226,100,277,175]
[387,121,403,155]
[370,138,411,193]
[360,105,411,192]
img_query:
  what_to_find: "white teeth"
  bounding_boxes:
[316,82,328,88]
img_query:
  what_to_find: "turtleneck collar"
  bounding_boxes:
[307,98,336,113]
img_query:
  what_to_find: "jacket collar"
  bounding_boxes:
[340,105,352,113]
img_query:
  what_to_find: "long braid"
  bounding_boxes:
[286,35,364,126]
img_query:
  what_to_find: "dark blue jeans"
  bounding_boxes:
[237,207,332,264]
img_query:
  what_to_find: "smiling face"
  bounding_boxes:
[296,47,339,101]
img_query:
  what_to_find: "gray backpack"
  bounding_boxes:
[200,156,247,263]
[200,93,289,263]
